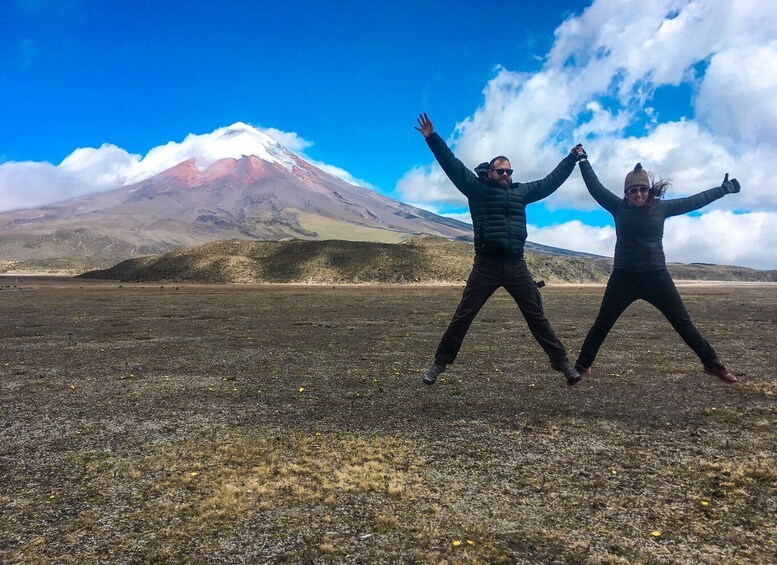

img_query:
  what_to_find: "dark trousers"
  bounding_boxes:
[576,268,720,369]
[434,254,569,365]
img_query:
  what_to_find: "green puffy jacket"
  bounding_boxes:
[426,133,576,257]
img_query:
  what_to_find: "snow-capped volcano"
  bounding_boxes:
[0,123,473,267]
[122,122,306,185]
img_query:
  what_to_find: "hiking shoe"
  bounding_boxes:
[422,362,447,385]
[575,364,591,377]
[704,365,737,383]
[551,360,581,386]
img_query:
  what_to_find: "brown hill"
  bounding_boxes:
[73,236,595,284]
[78,236,777,285]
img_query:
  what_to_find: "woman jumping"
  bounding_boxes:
[574,149,740,383]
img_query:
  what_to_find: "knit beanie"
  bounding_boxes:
[624,163,650,192]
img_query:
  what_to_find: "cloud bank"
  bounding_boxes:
[399,0,777,269]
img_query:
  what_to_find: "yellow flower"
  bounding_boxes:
[190,471,199,477]
[611,469,618,476]
[452,540,462,547]
[651,530,661,538]
[700,500,710,507]
[298,387,305,393]
[69,384,75,390]
[466,539,475,545]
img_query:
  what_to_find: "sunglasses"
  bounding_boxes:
[626,185,649,195]
[491,168,513,176]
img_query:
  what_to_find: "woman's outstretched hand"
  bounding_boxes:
[721,173,741,193]
[415,113,434,138]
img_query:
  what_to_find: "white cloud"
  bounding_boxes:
[695,41,777,145]
[400,0,777,268]
[396,165,469,208]
[60,144,141,185]
[0,143,146,211]
[257,127,312,153]
[125,122,299,182]
[663,211,777,269]
[0,161,79,211]
[528,221,616,258]
[529,211,777,270]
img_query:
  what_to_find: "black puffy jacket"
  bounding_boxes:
[426,133,576,257]
[580,160,728,271]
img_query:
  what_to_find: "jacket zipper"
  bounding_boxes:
[505,187,511,252]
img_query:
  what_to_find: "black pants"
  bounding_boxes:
[434,255,569,365]
[576,268,720,369]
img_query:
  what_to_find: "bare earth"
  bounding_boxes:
[1,278,775,563]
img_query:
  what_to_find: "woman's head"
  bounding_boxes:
[624,163,670,206]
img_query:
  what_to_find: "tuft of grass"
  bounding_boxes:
[373,511,399,533]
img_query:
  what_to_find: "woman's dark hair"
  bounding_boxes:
[647,171,671,204]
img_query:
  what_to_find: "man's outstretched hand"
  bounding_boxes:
[571,144,587,161]
[415,113,434,138]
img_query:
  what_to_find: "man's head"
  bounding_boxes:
[488,156,512,187]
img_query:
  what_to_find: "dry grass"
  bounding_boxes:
[4,431,423,562]
[1,280,775,563]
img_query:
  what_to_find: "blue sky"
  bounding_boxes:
[2,0,777,269]
[1,0,574,186]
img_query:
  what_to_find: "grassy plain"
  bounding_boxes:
[1,278,775,563]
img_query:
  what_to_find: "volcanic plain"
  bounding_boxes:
[1,278,775,563]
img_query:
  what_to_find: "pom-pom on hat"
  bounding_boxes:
[624,163,650,192]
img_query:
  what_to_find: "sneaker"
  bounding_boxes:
[551,360,581,386]
[704,365,737,383]
[575,364,591,377]
[422,362,447,385]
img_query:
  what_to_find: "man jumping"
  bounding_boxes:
[415,113,584,386]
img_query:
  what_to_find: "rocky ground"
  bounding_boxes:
[1,278,775,563]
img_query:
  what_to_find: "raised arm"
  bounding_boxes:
[578,157,621,214]
[415,113,477,198]
[663,174,740,217]
[522,146,579,204]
